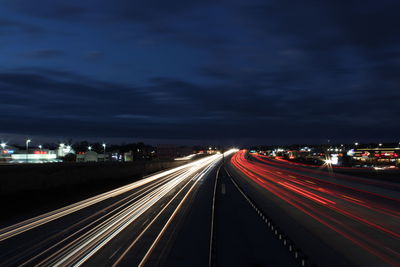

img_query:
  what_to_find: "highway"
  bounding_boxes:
[229,150,400,266]
[0,151,236,266]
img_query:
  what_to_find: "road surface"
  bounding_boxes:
[228,150,400,266]
[1,149,308,267]
[0,153,228,266]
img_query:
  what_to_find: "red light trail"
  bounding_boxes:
[231,150,400,266]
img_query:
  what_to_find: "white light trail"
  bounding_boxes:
[0,149,239,266]
[0,155,226,242]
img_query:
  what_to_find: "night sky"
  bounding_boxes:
[1,1,399,145]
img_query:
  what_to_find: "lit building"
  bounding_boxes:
[10,149,59,163]
[57,144,75,157]
[352,147,400,166]
[0,146,19,162]
[76,151,98,162]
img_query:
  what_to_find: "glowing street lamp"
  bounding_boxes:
[0,142,6,149]
[38,145,42,152]
[88,146,92,151]
[102,143,106,154]
[26,139,31,163]
[379,143,382,147]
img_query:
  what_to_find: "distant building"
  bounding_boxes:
[57,144,75,157]
[76,151,98,162]
[0,146,19,162]
[10,149,59,163]
[351,147,400,166]
[124,151,133,162]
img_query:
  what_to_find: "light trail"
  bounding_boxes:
[230,150,400,266]
[137,160,221,267]
[0,149,238,266]
[255,154,400,190]
[0,155,219,242]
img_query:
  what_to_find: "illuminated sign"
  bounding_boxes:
[2,149,14,154]
[34,151,48,154]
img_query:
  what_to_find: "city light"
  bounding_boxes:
[88,146,92,151]
[26,139,31,163]
[0,143,6,149]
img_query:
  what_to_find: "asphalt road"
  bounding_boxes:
[213,165,299,267]
[0,153,226,266]
[228,150,400,267]
[0,149,311,267]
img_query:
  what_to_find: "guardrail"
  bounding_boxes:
[225,167,314,267]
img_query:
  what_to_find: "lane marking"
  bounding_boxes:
[109,247,122,259]
[209,163,222,267]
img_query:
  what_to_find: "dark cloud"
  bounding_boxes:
[21,49,65,59]
[1,1,399,144]
[1,67,398,143]
[83,51,104,62]
[0,18,44,35]
[7,1,87,20]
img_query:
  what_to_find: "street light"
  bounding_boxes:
[379,143,382,147]
[88,146,92,151]
[102,143,106,153]
[26,139,31,163]
[0,142,6,149]
[38,145,42,152]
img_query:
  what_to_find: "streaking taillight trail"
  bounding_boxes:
[230,150,400,266]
